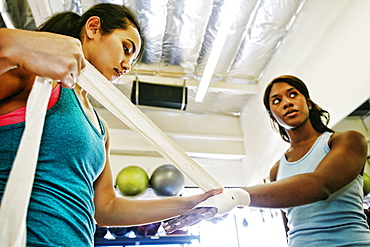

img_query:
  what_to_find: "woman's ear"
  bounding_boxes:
[307,99,313,110]
[84,16,102,40]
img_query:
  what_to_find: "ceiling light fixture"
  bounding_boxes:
[0,0,15,28]
[195,0,238,103]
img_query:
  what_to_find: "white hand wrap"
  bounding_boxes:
[78,61,223,192]
[197,188,250,216]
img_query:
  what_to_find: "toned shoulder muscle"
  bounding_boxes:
[316,130,368,193]
[328,130,367,157]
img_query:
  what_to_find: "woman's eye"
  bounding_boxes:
[289,92,298,98]
[272,98,280,105]
[123,45,129,54]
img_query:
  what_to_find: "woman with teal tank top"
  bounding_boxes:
[0,3,221,246]
[165,75,370,246]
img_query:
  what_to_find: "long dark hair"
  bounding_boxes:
[35,3,145,65]
[263,75,333,143]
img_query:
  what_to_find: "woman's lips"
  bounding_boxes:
[114,68,123,77]
[284,110,298,117]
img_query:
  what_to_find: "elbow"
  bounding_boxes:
[94,213,110,227]
[306,179,331,203]
[314,186,331,202]
[93,193,118,227]
[94,202,115,227]
[318,189,330,201]
[309,175,331,202]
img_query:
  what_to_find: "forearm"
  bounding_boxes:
[246,173,330,208]
[95,196,190,227]
[0,28,21,74]
[0,28,83,86]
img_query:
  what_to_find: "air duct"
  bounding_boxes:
[131,80,187,110]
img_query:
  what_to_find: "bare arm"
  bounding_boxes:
[0,28,85,88]
[93,121,222,226]
[162,131,367,233]
[246,131,367,208]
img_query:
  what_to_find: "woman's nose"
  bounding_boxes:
[283,98,293,108]
[121,60,131,74]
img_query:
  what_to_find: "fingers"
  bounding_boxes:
[163,189,224,233]
[55,61,78,89]
[197,188,223,205]
[59,73,76,89]
[59,43,84,88]
[57,55,84,89]
[72,40,86,74]
[196,188,251,216]
[80,57,86,70]
[163,207,219,234]
[15,31,85,86]
[199,207,218,219]
[210,187,224,197]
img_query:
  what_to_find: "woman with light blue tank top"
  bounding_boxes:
[255,75,370,246]
[163,76,370,245]
[277,131,370,246]
[175,75,370,246]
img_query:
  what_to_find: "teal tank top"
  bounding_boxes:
[277,132,370,246]
[0,87,106,246]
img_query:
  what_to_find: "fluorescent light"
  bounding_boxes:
[1,12,15,29]
[0,0,15,29]
[195,0,238,102]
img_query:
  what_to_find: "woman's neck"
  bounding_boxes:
[286,122,321,148]
[73,83,96,110]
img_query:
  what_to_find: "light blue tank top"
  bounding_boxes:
[0,87,106,246]
[277,132,370,246]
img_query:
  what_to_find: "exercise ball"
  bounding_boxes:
[363,172,370,195]
[150,164,185,196]
[116,166,149,197]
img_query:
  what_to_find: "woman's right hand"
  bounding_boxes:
[0,28,85,88]
[162,207,222,234]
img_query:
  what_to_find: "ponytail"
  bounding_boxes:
[35,11,82,39]
[35,3,145,63]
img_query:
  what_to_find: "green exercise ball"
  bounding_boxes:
[116,166,149,197]
[150,164,185,196]
[363,172,370,195]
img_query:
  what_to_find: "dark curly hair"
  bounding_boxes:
[263,75,333,143]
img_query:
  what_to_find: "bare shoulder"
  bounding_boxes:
[329,130,367,156]
[329,130,366,146]
[269,160,280,182]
